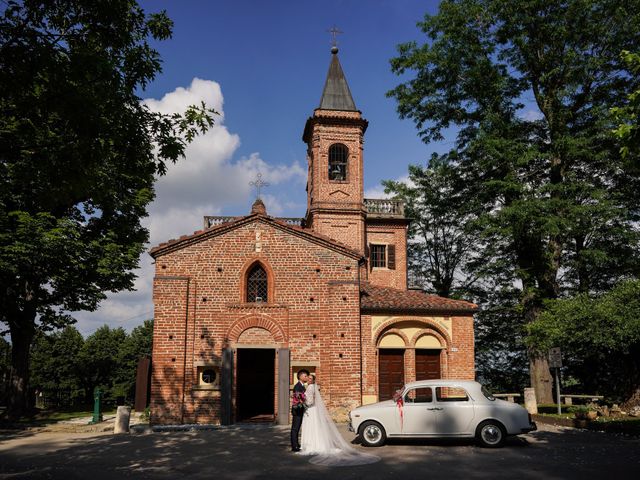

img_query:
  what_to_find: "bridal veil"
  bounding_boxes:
[305,385,380,467]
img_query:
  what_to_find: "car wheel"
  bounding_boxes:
[475,420,506,448]
[359,421,386,447]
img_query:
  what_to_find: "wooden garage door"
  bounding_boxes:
[415,349,441,380]
[378,349,405,401]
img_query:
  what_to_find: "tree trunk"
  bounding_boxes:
[7,319,36,420]
[621,349,640,410]
[621,387,640,411]
[528,350,554,404]
[521,281,554,404]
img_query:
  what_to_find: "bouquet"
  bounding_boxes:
[292,391,307,412]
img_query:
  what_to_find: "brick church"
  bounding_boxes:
[149,46,477,425]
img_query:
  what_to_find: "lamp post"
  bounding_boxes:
[549,347,562,415]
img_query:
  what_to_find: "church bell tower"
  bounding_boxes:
[303,45,368,254]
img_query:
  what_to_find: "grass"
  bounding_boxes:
[538,412,574,420]
[537,403,582,415]
[532,404,640,436]
[0,406,118,427]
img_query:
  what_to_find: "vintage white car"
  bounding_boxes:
[349,380,536,448]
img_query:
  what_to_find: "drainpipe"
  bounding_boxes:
[357,257,365,405]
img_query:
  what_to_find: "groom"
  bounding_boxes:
[290,369,309,452]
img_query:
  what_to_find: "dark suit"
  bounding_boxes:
[290,381,306,450]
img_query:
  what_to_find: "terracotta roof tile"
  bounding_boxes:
[360,283,477,313]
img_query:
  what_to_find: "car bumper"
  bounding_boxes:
[348,421,354,432]
[521,422,537,433]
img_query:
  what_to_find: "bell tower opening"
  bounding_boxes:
[328,143,349,181]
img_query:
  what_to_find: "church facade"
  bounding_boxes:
[149,47,477,425]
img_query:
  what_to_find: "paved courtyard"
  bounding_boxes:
[1,422,638,479]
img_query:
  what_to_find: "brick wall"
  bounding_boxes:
[237,327,275,344]
[151,219,476,424]
[311,211,366,255]
[307,110,365,208]
[305,109,367,254]
[447,315,476,380]
[151,219,362,424]
[150,276,190,424]
[364,221,408,290]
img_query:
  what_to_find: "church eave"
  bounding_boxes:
[360,283,478,314]
[360,305,478,315]
[149,215,255,258]
[302,114,368,143]
[149,214,363,261]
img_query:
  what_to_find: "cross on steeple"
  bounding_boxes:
[327,25,343,48]
[249,173,269,199]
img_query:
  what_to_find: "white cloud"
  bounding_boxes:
[364,183,390,199]
[234,152,306,185]
[143,78,226,121]
[520,108,544,121]
[364,174,412,199]
[72,78,305,336]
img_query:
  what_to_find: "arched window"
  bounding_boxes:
[246,264,268,302]
[328,143,348,181]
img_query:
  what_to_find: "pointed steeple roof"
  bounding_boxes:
[319,47,357,111]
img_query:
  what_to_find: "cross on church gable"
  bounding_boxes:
[249,173,269,199]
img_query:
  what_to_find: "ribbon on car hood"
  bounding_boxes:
[393,390,404,432]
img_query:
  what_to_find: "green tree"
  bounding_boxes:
[527,280,640,406]
[474,284,530,394]
[30,326,84,406]
[0,1,215,418]
[77,325,127,402]
[388,0,640,402]
[613,50,640,174]
[384,155,529,391]
[114,319,153,401]
[383,156,481,298]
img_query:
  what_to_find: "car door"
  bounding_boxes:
[435,386,475,435]
[399,387,438,435]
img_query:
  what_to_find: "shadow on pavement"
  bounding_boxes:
[0,424,638,479]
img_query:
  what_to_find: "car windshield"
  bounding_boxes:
[481,385,496,401]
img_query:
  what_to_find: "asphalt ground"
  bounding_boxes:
[0,422,638,479]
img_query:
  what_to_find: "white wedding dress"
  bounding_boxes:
[298,384,380,466]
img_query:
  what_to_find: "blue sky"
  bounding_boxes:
[74,0,457,334]
[140,0,449,205]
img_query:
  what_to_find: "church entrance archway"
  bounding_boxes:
[236,348,275,421]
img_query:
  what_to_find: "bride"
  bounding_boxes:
[298,373,379,466]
